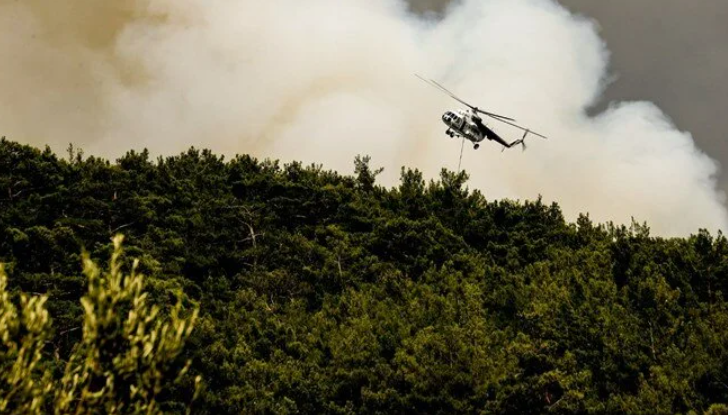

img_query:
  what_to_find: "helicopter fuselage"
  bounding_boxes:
[441,109,484,143]
[418,74,547,150]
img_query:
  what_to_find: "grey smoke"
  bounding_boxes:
[1,0,726,236]
[557,0,728,194]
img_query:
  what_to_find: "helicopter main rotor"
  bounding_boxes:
[415,74,548,140]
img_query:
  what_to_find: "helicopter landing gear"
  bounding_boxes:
[446,130,454,138]
[474,144,480,150]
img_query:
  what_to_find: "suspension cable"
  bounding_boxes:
[457,136,465,173]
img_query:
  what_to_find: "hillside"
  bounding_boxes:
[1,137,728,414]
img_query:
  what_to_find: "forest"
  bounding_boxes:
[1,137,728,414]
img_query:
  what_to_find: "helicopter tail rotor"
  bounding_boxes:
[519,130,530,151]
[509,130,529,152]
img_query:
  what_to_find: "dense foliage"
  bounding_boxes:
[0,234,199,414]
[2,137,728,414]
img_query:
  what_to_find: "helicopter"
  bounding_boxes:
[416,74,548,150]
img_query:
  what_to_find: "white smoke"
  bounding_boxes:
[1,0,725,236]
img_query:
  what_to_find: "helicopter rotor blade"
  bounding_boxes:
[474,109,516,122]
[415,74,476,110]
[414,74,463,101]
[426,78,473,105]
[415,74,518,122]
[483,114,548,140]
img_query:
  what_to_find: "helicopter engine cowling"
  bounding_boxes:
[464,124,481,140]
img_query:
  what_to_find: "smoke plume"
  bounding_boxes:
[1,0,725,236]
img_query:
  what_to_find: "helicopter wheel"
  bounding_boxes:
[474,144,480,150]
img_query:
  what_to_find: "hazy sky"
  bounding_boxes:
[410,0,728,193]
[2,0,727,236]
